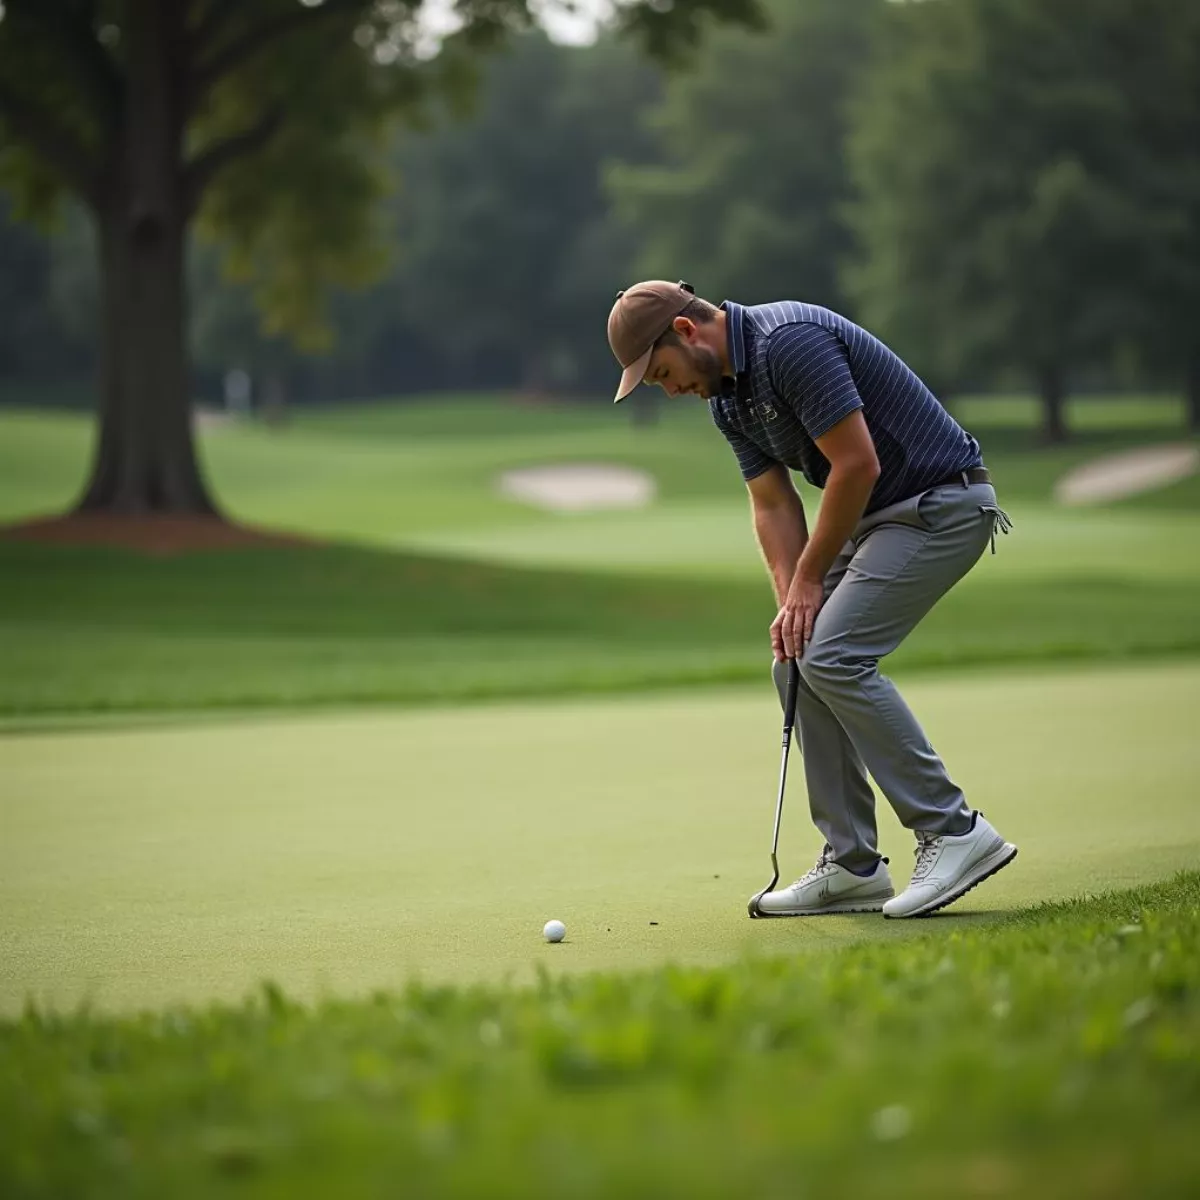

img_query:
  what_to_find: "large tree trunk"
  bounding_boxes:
[77,0,218,516]
[1037,362,1068,444]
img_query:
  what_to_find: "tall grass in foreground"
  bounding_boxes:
[3,873,1198,1198]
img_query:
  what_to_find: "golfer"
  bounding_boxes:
[607,281,1017,918]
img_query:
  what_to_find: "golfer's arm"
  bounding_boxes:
[748,465,809,606]
[795,410,880,585]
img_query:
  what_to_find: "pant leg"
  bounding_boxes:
[771,545,881,872]
[797,482,998,836]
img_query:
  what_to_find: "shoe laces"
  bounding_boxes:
[789,848,836,890]
[910,832,943,881]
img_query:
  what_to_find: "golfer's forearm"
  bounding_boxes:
[754,500,808,606]
[795,463,878,585]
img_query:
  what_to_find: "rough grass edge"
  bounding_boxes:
[3,639,1200,729]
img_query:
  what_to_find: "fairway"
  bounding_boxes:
[4,401,1199,572]
[3,400,1200,721]
[397,498,1200,582]
[3,660,1197,1016]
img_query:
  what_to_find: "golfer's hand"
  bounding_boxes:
[771,575,825,662]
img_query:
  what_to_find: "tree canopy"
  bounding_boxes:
[0,0,761,514]
[844,0,1200,437]
[609,0,880,313]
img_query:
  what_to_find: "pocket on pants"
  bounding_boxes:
[917,482,998,536]
[857,491,929,540]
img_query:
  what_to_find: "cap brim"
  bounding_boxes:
[613,346,653,403]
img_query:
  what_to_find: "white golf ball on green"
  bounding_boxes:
[543,919,566,943]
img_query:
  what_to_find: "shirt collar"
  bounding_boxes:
[718,300,748,399]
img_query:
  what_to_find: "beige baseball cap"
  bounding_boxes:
[607,280,696,403]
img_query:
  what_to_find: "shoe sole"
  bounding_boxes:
[753,895,894,918]
[884,843,1018,919]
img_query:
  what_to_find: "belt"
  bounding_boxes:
[932,466,991,489]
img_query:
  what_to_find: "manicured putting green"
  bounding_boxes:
[2,661,1198,1016]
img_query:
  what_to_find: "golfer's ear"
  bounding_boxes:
[671,316,695,340]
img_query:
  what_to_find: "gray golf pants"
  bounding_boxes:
[771,480,1009,872]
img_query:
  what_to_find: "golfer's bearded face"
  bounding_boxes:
[645,341,725,400]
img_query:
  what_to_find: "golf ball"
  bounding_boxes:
[543,919,566,943]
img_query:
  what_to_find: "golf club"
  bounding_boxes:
[747,657,801,919]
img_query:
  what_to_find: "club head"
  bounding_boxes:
[747,863,780,919]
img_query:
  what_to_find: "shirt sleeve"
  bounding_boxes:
[709,403,776,482]
[766,323,863,439]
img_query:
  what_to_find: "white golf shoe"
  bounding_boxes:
[753,850,894,916]
[883,811,1017,919]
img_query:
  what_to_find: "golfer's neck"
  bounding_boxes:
[713,310,732,377]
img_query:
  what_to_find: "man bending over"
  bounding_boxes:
[606,281,1016,918]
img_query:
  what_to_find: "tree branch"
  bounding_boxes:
[184,106,285,214]
[4,0,122,128]
[192,0,367,99]
[0,79,101,206]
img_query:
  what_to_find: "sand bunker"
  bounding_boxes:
[192,406,238,431]
[1054,444,1200,506]
[498,463,656,513]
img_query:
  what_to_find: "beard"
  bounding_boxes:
[687,344,726,399]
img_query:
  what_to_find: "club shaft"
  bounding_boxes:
[770,737,791,856]
[770,659,802,857]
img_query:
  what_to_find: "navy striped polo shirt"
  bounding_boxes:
[709,301,981,513]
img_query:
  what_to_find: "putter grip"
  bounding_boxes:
[783,658,801,738]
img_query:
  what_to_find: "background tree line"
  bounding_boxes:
[2,0,1197,447]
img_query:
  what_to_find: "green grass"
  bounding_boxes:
[1,540,1198,718]
[3,661,1198,1014]
[394,499,1200,580]
[950,392,1188,432]
[1,396,1198,717]
[3,870,1198,1198]
[0,539,759,717]
[2,393,1197,549]
[2,395,1199,1195]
